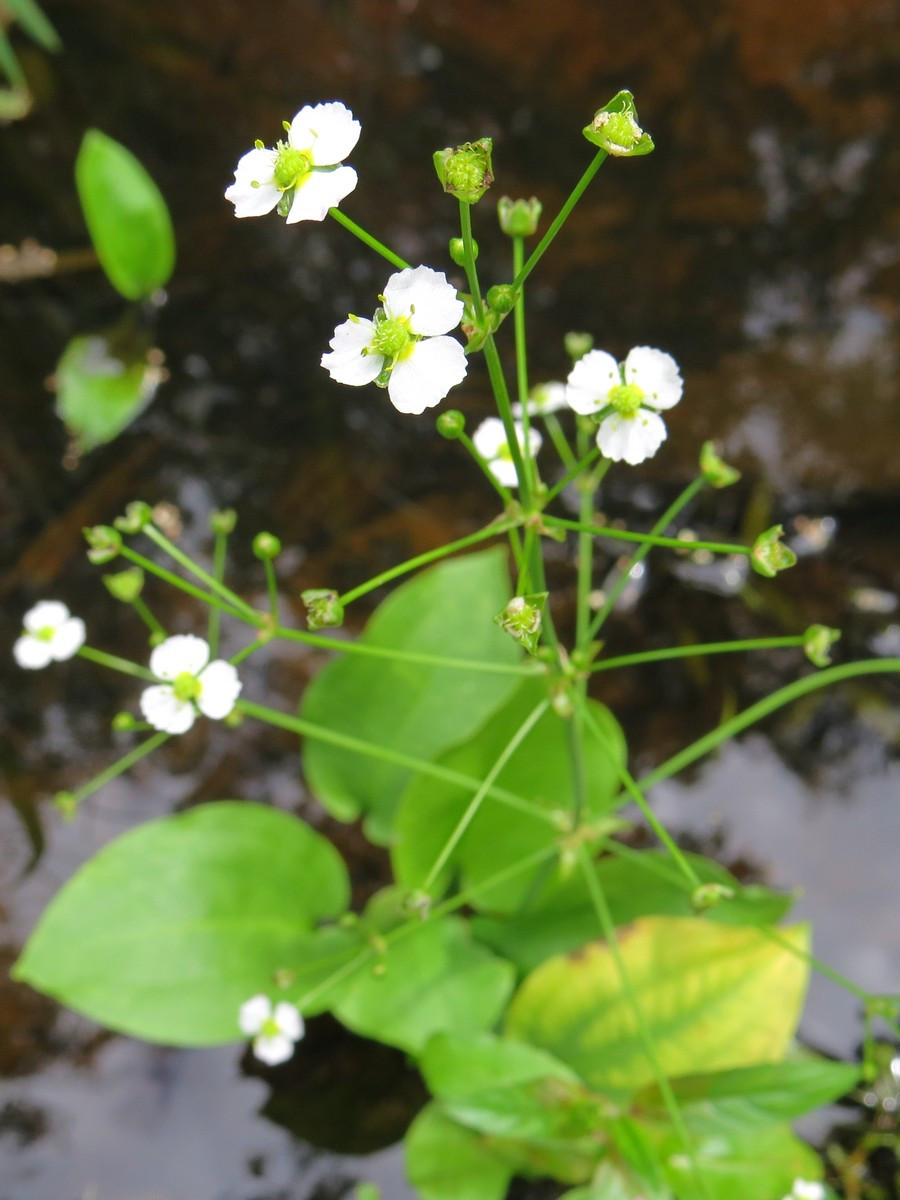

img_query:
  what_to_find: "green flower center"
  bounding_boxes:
[261,1016,281,1037]
[172,672,201,703]
[608,382,644,417]
[36,624,56,642]
[273,145,313,192]
[372,316,414,359]
[496,442,514,462]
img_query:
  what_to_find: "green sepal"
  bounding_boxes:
[750,525,797,578]
[583,91,654,158]
[494,593,548,656]
[803,624,841,668]
[102,566,144,603]
[301,588,345,630]
[433,138,494,204]
[700,440,741,489]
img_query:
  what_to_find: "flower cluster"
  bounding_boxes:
[140,635,241,734]
[238,994,304,1066]
[225,101,360,224]
[566,346,682,465]
[321,265,467,414]
[13,601,85,669]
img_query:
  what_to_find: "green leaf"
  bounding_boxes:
[635,1057,860,1133]
[405,1104,513,1200]
[393,680,626,911]
[76,129,175,300]
[54,329,164,451]
[330,914,514,1054]
[5,0,61,51]
[301,549,522,843]
[472,851,792,974]
[422,1031,582,1097]
[13,802,349,1044]
[655,1123,821,1200]
[505,917,810,1091]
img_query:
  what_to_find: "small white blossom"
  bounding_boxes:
[472,416,542,488]
[320,265,468,415]
[225,101,360,224]
[782,1182,826,1200]
[566,346,683,465]
[140,634,241,735]
[511,381,568,419]
[14,601,86,669]
[239,994,304,1066]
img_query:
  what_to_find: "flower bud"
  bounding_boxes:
[436,410,466,439]
[84,524,122,564]
[112,711,141,732]
[497,196,542,238]
[448,236,477,267]
[584,91,654,158]
[102,566,145,603]
[54,791,78,819]
[433,138,494,204]
[253,532,282,561]
[803,624,841,668]
[210,508,238,536]
[699,441,741,489]
[486,283,517,315]
[301,588,344,630]
[691,882,736,912]
[114,500,154,535]
[564,332,594,362]
[750,525,797,578]
[494,592,547,655]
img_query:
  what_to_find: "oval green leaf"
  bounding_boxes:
[405,1104,513,1200]
[76,129,175,300]
[13,801,349,1044]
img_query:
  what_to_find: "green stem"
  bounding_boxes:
[78,645,155,681]
[230,638,268,667]
[132,596,166,640]
[327,208,410,270]
[263,557,279,623]
[543,514,748,557]
[271,624,540,676]
[591,635,807,673]
[120,546,254,624]
[143,524,259,622]
[512,234,539,497]
[236,698,557,824]
[68,731,170,807]
[578,848,710,1200]
[208,525,230,656]
[575,420,596,653]
[457,430,514,503]
[338,520,519,606]
[543,412,578,471]
[512,147,608,290]
[544,446,603,503]
[637,659,900,796]
[422,698,550,893]
[588,475,705,639]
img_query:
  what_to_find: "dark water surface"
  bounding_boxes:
[1,1,899,1196]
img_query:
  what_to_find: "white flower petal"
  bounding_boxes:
[471,416,509,460]
[382,266,464,336]
[23,600,69,633]
[488,458,520,487]
[596,410,667,465]
[140,684,196,734]
[225,147,280,218]
[565,350,621,415]
[49,617,86,661]
[238,994,272,1035]
[13,634,55,670]
[149,634,210,682]
[513,381,568,418]
[197,660,242,720]
[252,1033,295,1066]
[273,1002,304,1041]
[321,318,383,386]
[387,336,468,414]
[285,165,358,223]
[623,346,683,411]
[288,102,361,166]
[471,418,541,488]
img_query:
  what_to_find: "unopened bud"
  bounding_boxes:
[53,791,78,819]
[112,711,140,732]
[253,532,282,561]
[84,524,122,564]
[113,500,153,535]
[433,138,494,204]
[436,410,465,439]
[803,624,841,668]
[448,237,477,267]
[700,441,741,489]
[750,525,797,578]
[584,90,655,157]
[486,283,517,315]
[103,567,144,603]
[302,588,344,630]
[497,196,542,238]
[210,508,237,536]
[564,332,594,362]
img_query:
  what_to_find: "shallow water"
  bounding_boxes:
[1,1,899,1196]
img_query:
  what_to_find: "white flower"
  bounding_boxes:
[14,601,86,669]
[472,416,542,488]
[225,101,360,224]
[782,1182,826,1200]
[139,634,241,735]
[566,346,683,465]
[511,381,568,419]
[238,994,304,1066]
[320,265,468,415]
